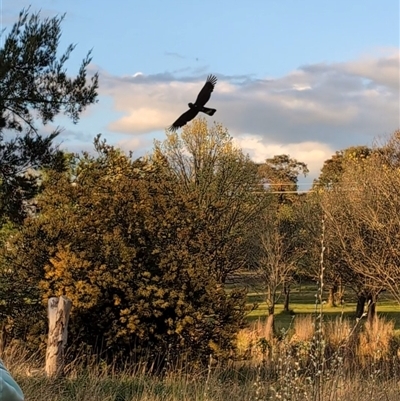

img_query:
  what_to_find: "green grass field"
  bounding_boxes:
[235,278,400,332]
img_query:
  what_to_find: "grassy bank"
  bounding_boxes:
[13,367,400,401]
[243,280,400,331]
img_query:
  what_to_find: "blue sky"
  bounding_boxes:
[2,0,400,183]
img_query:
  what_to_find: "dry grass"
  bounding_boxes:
[3,300,400,400]
[324,316,353,348]
[292,314,315,342]
[3,317,400,401]
[236,318,280,362]
[358,317,397,362]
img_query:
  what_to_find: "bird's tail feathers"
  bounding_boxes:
[201,107,216,116]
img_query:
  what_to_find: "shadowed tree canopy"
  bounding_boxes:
[313,146,373,190]
[258,154,309,206]
[296,140,397,318]
[168,75,217,131]
[302,144,382,314]
[248,155,308,337]
[0,9,99,224]
[258,155,309,191]
[320,132,400,319]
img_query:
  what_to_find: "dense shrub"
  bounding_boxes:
[5,138,247,365]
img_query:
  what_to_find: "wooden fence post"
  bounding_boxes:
[45,296,72,378]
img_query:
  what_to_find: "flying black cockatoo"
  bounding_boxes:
[168,74,217,131]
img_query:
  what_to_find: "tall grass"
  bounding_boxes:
[4,314,400,401]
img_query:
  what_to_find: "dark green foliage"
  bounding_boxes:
[0,9,98,224]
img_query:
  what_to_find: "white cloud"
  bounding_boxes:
[94,48,399,178]
[292,84,312,91]
[233,135,334,183]
[115,135,154,157]
[339,51,400,91]
[109,107,171,133]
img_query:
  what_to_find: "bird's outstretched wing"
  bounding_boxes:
[168,108,199,131]
[194,74,217,107]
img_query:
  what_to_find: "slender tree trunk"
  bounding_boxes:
[327,284,338,307]
[366,293,377,326]
[265,287,276,340]
[336,279,344,306]
[0,322,7,353]
[283,282,291,312]
[356,294,366,318]
[265,305,275,341]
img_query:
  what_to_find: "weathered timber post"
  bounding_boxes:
[45,296,72,378]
